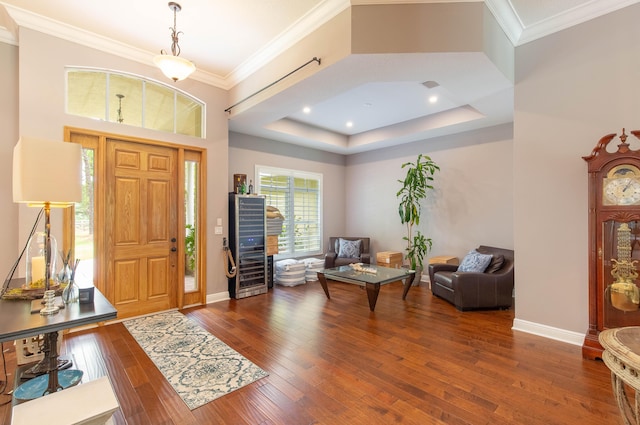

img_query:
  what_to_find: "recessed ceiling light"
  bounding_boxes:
[346,121,353,128]
[303,106,311,114]
[429,95,438,104]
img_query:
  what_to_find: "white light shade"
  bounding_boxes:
[153,54,196,82]
[13,137,83,206]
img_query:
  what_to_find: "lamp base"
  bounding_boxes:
[39,289,59,316]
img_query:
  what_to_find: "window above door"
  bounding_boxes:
[66,67,205,138]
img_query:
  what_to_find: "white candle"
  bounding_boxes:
[31,255,45,285]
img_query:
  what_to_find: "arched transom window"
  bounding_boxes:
[66,67,205,138]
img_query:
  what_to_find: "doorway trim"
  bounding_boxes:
[63,126,207,313]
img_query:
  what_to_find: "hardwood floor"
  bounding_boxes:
[0,281,622,424]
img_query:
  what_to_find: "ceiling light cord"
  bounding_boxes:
[225,57,321,114]
[165,2,183,57]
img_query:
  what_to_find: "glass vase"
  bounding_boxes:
[62,280,79,304]
[57,263,72,285]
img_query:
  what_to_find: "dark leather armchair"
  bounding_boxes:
[428,245,514,311]
[324,237,371,268]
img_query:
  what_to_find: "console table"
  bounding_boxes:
[599,327,640,425]
[0,288,117,397]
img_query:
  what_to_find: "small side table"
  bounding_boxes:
[376,251,404,286]
[428,255,459,265]
[599,327,640,425]
[376,251,403,269]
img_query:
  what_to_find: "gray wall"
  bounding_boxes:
[346,124,514,260]
[513,3,640,339]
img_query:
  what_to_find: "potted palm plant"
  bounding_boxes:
[396,154,439,281]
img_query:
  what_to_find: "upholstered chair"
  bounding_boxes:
[428,245,514,311]
[324,237,371,268]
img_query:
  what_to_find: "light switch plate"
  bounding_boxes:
[214,226,223,234]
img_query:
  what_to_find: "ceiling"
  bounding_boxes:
[1,0,637,154]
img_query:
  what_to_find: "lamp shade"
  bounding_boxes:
[153,54,196,82]
[13,137,83,206]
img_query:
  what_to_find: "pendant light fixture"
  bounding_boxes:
[153,2,196,82]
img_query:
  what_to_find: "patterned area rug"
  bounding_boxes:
[123,310,268,410]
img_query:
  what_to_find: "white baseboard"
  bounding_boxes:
[206,291,230,304]
[512,318,585,346]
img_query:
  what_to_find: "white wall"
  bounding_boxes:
[15,28,231,297]
[228,132,346,257]
[0,41,19,282]
[346,124,514,261]
[513,3,640,336]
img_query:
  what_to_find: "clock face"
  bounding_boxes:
[604,164,640,206]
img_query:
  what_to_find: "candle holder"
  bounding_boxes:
[40,289,59,315]
[26,232,57,291]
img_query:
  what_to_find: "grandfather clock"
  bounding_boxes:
[583,129,640,359]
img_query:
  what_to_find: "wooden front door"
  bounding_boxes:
[105,139,178,317]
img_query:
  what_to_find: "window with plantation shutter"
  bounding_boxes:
[256,166,322,257]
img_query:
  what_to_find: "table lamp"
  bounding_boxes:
[13,137,82,315]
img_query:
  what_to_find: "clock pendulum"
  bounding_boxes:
[609,222,640,311]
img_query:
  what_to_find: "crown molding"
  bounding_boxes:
[225,0,351,87]
[486,0,640,47]
[517,0,640,46]
[0,25,16,45]
[351,0,482,4]
[0,2,17,46]
[484,0,522,46]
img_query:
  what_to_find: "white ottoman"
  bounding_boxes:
[303,258,324,282]
[275,259,306,286]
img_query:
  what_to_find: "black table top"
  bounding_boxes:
[0,287,117,343]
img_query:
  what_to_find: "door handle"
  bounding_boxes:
[171,247,177,252]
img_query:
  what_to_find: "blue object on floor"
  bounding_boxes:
[14,369,83,400]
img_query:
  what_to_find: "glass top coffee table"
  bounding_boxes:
[316,264,416,311]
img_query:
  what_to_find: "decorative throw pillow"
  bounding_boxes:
[457,250,493,272]
[485,255,504,273]
[338,238,361,258]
